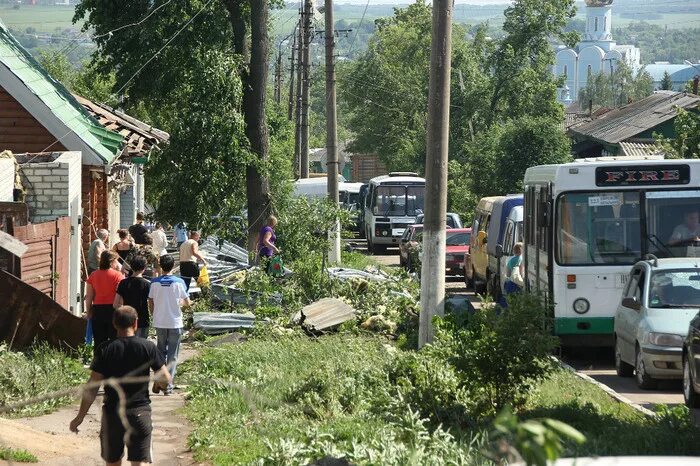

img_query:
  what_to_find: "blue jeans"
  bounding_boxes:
[156,327,183,390]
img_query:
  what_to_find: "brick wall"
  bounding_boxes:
[17,153,76,223]
[0,158,13,202]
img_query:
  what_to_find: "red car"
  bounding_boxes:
[445,228,471,276]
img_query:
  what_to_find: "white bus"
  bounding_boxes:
[363,173,426,253]
[524,157,700,346]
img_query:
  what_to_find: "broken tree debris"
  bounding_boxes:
[327,267,388,282]
[300,297,355,331]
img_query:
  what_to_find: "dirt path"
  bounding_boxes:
[0,346,199,465]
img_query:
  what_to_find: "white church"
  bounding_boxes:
[555,0,641,104]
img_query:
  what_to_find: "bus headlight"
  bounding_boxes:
[573,298,590,314]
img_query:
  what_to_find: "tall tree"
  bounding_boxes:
[75,0,280,250]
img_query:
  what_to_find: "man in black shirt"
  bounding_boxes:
[70,306,170,465]
[128,212,149,245]
[113,256,151,339]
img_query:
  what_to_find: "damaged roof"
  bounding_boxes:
[0,22,123,164]
[74,94,169,158]
[568,91,700,144]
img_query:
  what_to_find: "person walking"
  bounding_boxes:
[129,212,149,245]
[112,229,135,269]
[87,229,109,276]
[504,242,525,295]
[151,222,168,257]
[173,222,188,249]
[69,305,171,466]
[85,251,124,354]
[257,215,280,269]
[149,255,191,395]
[179,230,206,290]
[114,256,151,339]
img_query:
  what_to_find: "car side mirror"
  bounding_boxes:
[622,297,641,311]
[495,244,503,258]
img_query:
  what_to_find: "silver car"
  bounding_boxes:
[614,257,700,389]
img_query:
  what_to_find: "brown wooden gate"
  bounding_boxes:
[13,217,70,309]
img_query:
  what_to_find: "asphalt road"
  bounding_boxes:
[357,242,689,413]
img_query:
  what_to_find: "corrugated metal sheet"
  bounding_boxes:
[302,298,355,331]
[192,312,256,335]
[619,141,663,158]
[569,92,700,144]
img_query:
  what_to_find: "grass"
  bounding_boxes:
[525,369,700,456]
[0,344,88,418]
[180,334,397,464]
[0,446,37,463]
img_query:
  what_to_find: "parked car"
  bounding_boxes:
[465,196,502,293]
[684,310,700,407]
[399,224,423,271]
[614,257,700,390]
[485,195,523,299]
[446,228,471,276]
[415,212,463,229]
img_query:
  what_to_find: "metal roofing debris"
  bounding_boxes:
[192,312,257,335]
[301,297,356,331]
[0,269,85,350]
[200,237,249,265]
[568,92,700,144]
[0,229,27,257]
[327,267,389,282]
[211,283,282,307]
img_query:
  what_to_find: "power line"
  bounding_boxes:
[347,0,370,56]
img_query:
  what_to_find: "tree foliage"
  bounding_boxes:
[578,62,654,109]
[656,109,700,160]
[660,71,674,91]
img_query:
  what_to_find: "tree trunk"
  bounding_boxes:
[244,0,271,253]
[223,0,249,61]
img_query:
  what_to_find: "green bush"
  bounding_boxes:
[0,446,37,463]
[440,293,558,417]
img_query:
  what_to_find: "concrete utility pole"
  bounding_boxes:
[419,0,453,348]
[287,24,297,121]
[294,15,304,178]
[325,0,341,264]
[300,0,313,179]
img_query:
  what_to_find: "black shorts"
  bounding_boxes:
[179,261,199,279]
[101,405,153,463]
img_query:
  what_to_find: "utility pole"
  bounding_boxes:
[300,0,313,179]
[287,24,297,121]
[325,0,341,264]
[294,14,304,178]
[419,0,452,348]
[274,49,282,104]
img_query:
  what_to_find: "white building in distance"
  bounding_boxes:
[555,0,641,104]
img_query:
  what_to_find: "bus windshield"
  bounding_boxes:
[374,185,425,216]
[646,190,700,258]
[557,189,700,265]
[557,191,640,265]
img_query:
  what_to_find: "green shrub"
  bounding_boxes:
[0,446,38,463]
[441,293,558,417]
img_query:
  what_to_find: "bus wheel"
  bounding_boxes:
[615,336,634,377]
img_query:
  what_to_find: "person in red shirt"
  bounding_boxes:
[86,251,124,354]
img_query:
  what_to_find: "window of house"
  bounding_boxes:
[563,65,568,77]
[595,17,598,32]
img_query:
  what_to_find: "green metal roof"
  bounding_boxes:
[0,23,123,163]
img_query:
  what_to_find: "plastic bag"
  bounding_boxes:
[267,255,285,278]
[85,318,93,345]
[197,265,211,288]
[511,264,525,288]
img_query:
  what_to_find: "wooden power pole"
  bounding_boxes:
[274,49,282,104]
[294,14,304,178]
[325,0,341,264]
[300,0,313,179]
[287,24,297,121]
[419,0,453,348]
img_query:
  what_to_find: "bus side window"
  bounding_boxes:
[526,187,536,247]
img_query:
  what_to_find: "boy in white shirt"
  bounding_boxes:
[148,254,191,395]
